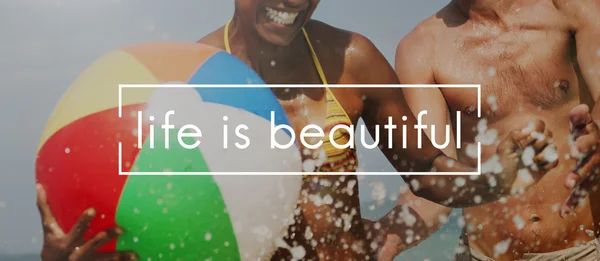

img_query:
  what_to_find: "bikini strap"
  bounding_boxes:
[301,27,328,85]
[302,28,351,120]
[224,19,232,54]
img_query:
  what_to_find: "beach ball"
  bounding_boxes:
[35,42,303,260]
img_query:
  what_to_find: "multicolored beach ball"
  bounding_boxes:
[35,42,303,260]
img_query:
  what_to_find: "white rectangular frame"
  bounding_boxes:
[118,84,482,176]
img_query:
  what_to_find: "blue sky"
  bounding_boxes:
[0,0,456,257]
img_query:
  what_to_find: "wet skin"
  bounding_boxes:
[398,0,600,260]
[36,0,567,260]
[197,1,558,260]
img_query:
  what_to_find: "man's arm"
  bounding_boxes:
[554,0,600,216]
[395,24,458,159]
[556,0,600,114]
[556,0,600,110]
[391,28,455,247]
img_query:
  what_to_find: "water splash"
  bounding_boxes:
[493,238,512,258]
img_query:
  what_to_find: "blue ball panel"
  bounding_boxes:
[188,51,293,138]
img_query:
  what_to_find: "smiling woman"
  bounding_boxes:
[233,0,320,46]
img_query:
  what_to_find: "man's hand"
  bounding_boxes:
[37,184,138,261]
[409,119,558,208]
[560,105,600,217]
[494,119,559,195]
[363,206,429,261]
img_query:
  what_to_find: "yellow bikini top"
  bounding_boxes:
[224,19,358,173]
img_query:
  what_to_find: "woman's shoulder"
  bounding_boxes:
[304,20,393,83]
[303,19,372,51]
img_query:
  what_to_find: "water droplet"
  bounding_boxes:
[544,146,558,163]
[369,182,387,201]
[512,215,525,230]
[455,178,466,187]
[439,214,449,224]
[169,243,175,250]
[64,148,70,154]
[322,194,333,205]
[585,229,595,237]
[410,179,420,191]
[474,195,482,204]
[517,169,533,185]
[457,216,466,228]
[521,146,535,166]
[466,144,479,158]
[133,237,139,243]
[476,128,499,145]
[493,239,511,258]
[302,159,316,172]
[488,67,497,77]
[302,148,311,156]
[270,60,276,67]
[290,246,306,260]
[205,232,212,241]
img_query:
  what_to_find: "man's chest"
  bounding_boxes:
[435,26,579,118]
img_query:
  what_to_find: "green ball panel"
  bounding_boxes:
[115,128,241,260]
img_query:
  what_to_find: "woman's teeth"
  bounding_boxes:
[265,7,299,25]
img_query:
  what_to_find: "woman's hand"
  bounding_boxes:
[37,184,139,261]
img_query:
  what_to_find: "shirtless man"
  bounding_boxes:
[397,0,600,260]
[35,1,561,260]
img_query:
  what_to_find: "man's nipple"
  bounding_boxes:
[554,80,570,92]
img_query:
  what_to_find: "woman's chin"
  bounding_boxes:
[256,29,296,46]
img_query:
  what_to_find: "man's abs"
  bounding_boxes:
[460,112,599,260]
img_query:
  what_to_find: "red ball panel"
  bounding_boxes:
[36,104,149,252]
